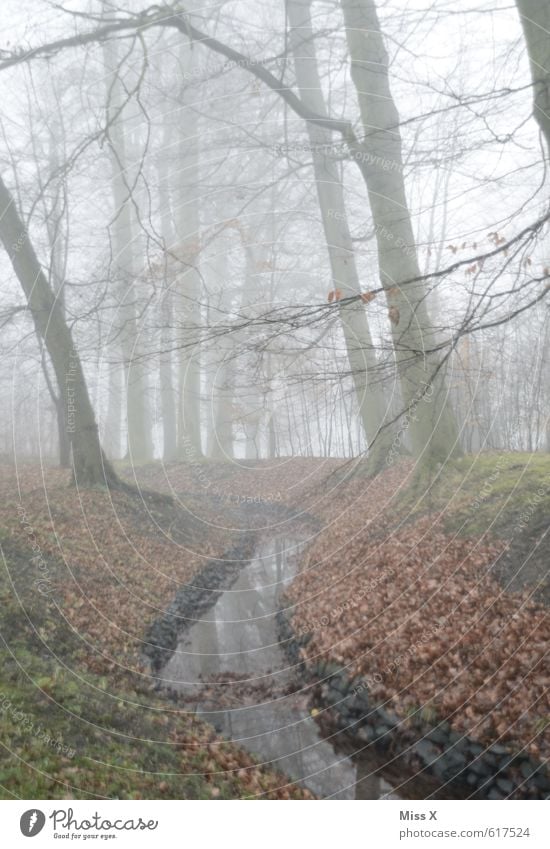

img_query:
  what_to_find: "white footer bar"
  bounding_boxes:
[2,799,548,848]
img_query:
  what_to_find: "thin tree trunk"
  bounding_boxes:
[159,285,178,462]
[103,35,153,464]
[265,352,278,459]
[157,121,178,462]
[210,330,235,461]
[174,38,203,459]
[103,358,122,460]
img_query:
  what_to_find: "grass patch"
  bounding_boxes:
[0,536,309,800]
[0,648,217,800]
[397,452,550,537]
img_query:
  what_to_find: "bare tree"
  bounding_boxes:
[340,0,461,468]
[0,174,118,487]
[516,0,550,152]
[286,0,391,469]
[103,31,154,463]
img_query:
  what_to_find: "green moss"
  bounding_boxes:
[397,452,550,537]
[0,638,237,799]
[0,542,266,800]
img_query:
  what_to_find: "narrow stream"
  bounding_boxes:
[159,535,396,799]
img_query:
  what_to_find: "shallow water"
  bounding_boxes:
[160,536,395,799]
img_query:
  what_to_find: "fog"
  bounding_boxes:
[0,0,547,468]
[0,0,549,821]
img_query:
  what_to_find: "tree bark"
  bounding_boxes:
[0,174,118,487]
[174,37,203,460]
[341,0,462,467]
[287,0,392,470]
[157,120,178,462]
[210,334,235,461]
[516,0,550,152]
[102,358,123,460]
[37,119,71,467]
[103,34,154,465]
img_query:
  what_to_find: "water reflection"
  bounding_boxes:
[161,537,392,799]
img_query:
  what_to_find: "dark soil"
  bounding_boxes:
[492,504,550,605]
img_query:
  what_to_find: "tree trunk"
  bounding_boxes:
[157,121,178,462]
[210,332,235,461]
[103,35,154,465]
[39,119,71,467]
[55,396,71,467]
[174,38,203,459]
[159,285,178,462]
[265,353,278,459]
[0,175,118,487]
[516,0,550,152]
[340,0,461,468]
[204,242,234,461]
[287,0,392,470]
[102,358,123,460]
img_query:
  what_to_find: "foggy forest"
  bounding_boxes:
[0,0,550,817]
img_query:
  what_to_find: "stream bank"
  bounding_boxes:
[144,511,550,800]
[278,612,550,800]
[146,528,396,799]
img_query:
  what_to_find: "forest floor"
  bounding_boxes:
[0,452,548,798]
[281,453,550,764]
